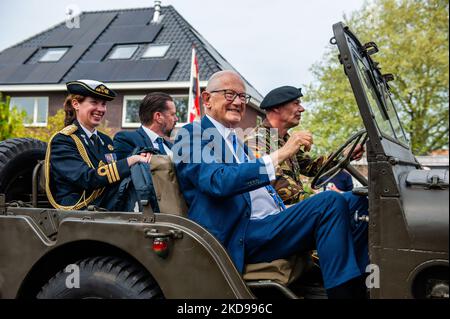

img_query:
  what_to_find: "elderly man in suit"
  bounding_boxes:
[173,70,369,299]
[114,92,178,159]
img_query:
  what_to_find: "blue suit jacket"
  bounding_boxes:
[173,116,272,272]
[113,126,170,160]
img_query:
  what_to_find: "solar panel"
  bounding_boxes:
[0,47,38,65]
[97,25,162,44]
[43,13,117,46]
[0,64,36,83]
[112,10,152,26]
[81,44,114,62]
[67,59,177,82]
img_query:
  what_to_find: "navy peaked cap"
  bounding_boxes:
[66,79,117,101]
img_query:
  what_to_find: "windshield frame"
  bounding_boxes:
[332,22,415,159]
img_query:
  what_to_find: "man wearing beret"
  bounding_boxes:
[245,86,369,291]
[245,86,365,204]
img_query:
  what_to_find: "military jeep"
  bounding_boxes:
[0,22,448,299]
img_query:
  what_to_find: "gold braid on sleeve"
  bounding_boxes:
[45,130,105,210]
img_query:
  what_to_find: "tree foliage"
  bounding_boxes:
[302,0,449,155]
[0,93,25,141]
[17,109,66,142]
[16,109,113,142]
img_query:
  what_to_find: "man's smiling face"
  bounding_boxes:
[203,72,247,128]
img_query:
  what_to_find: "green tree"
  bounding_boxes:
[18,109,66,142]
[302,0,449,155]
[0,93,25,141]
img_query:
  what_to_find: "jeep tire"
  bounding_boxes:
[0,138,47,202]
[37,256,163,299]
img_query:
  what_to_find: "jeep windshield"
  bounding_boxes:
[333,23,409,149]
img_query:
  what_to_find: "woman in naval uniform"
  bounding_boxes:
[45,79,151,211]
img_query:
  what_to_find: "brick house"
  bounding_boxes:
[0,4,265,136]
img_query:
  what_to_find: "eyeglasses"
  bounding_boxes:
[210,89,251,104]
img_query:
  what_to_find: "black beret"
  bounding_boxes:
[260,86,303,110]
[66,79,117,101]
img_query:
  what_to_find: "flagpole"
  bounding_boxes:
[188,46,195,122]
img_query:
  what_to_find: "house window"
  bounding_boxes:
[108,44,139,60]
[122,95,189,128]
[173,96,189,125]
[256,115,263,126]
[39,47,69,62]
[10,97,49,126]
[141,44,170,58]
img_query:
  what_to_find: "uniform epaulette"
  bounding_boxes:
[60,124,78,136]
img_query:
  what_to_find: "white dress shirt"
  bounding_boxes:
[206,115,283,220]
[78,122,103,147]
[141,126,173,157]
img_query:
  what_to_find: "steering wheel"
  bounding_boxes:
[310,130,368,190]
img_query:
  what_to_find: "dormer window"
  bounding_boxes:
[142,44,170,58]
[39,47,69,62]
[108,44,139,60]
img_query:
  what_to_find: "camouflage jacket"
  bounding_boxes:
[244,119,329,205]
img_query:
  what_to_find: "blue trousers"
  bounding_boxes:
[245,191,369,289]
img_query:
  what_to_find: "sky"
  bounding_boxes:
[0,0,366,95]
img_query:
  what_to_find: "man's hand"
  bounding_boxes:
[345,144,365,161]
[290,131,313,152]
[270,130,313,166]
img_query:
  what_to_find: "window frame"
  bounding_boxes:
[121,94,190,128]
[141,44,170,59]
[108,44,139,60]
[38,47,69,63]
[10,96,49,127]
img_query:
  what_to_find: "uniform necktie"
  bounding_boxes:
[90,134,101,154]
[155,137,167,155]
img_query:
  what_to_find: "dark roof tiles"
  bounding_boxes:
[0,5,262,100]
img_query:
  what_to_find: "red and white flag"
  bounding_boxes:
[188,46,201,122]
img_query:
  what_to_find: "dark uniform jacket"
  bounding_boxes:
[45,120,130,210]
[245,119,331,205]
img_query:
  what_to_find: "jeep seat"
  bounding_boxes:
[36,155,311,289]
[150,156,312,288]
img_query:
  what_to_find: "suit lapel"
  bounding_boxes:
[137,127,154,149]
[201,116,236,164]
[200,117,251,209]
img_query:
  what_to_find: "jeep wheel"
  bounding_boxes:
[37,256,163,299]
[0,138,47,202]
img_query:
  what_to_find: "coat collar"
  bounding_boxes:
[73,120,104,163]
[200,116,255,162]
[137,126,154,148]
[200,116,252,207]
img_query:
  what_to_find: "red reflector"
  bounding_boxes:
[152,238,169,258]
